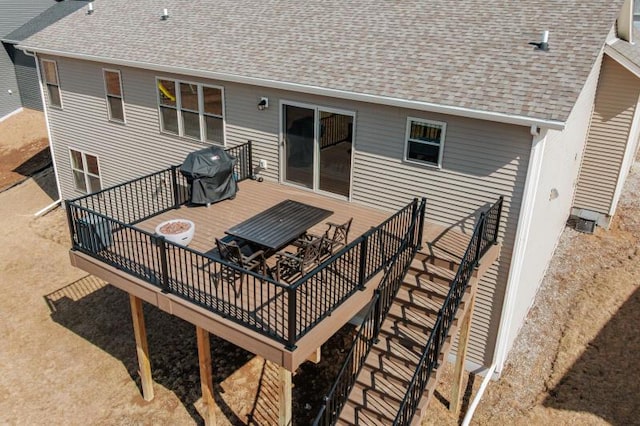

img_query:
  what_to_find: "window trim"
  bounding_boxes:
[403,117,446,169]
[41,59,62,109]
[69,148,102,194]
[155,77,226,145]
[102,68,126,123]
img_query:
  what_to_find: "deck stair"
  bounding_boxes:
[336,248,498,425]
[313,196,504,426]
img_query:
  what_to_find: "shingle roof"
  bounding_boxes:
[2,0,88,44]
[18,0,624,123]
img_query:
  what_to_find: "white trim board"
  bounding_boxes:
[605,45,640,78]
[0,107,23,123]
[492,128,548,374]
[17,46,567,131]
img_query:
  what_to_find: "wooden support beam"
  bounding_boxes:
[307,347,321,364]
[278,366,292,426]
[450,293,476,414]
[129,294,154,401]
[196,326,217,426]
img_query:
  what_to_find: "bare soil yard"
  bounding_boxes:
[1,110,639,425]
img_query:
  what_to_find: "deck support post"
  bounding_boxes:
[129,294,154,401]
[450,292,476,414]
[196,326,217,426]
[278,366,292,426]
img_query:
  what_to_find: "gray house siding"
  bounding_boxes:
[574,56,640,216]
[0,0,54,117]
[499,49,604,366]
[13,47,41,111]
[0,42,21,118]
[43,55,532,367]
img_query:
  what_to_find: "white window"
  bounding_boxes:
[41,59,62,108]
[70,149,102,193]
[404,118,446,168]
[156,78,225,144]
[103,69,125,122]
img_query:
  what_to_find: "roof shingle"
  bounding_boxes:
[18,0,625,123]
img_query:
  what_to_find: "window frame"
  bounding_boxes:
[69,149,102,194]
[403,117,446,169]
[155,77,226,145]
[41,59,62,109]
[102,68,126,123]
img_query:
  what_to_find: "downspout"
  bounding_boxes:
[461,363,497,426]
[460,125,548,424]
[23,49,63,216]
[493,125,548,373]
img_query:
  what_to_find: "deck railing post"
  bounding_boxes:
[494,196,504,244]
[417,198,426,250]
[287,286,298,350]
[358,237,368,290]
[474,213,486,266]
[248,140,254,180]
[156,235,170,290]
[65,201,77,248]
[170,166,180,209]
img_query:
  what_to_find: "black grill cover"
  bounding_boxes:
[180,146,237,205]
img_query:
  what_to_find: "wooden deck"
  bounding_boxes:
[70,179,473,372]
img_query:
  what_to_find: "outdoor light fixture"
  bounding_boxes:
[529,30,550,51]
[257,97,269,110]
[161,8,169,20]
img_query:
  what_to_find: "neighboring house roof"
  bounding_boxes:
[2,0,89,45]
[18,0,625,125]
[0,0,55,38]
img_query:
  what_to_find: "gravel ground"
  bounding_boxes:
[471,159,640,425]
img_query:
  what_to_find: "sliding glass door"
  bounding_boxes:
[282,103,353,198]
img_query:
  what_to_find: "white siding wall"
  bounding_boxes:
[44,55,532,367]
[498,49,604,366]
[574,56,640,216]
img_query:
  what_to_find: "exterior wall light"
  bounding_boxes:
[257,97,269,110]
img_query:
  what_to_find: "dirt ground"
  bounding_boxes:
[1,109,639,425]
[0,109,51,191]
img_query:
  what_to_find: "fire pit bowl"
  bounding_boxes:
[155,219,195,246]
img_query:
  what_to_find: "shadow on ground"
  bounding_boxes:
[45,276,354,425]
[544,287,640,424]
[5,148,56,199]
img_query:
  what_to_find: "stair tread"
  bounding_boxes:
[394,286,444,313]
[338,401,394,425]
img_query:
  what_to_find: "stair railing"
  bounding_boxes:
[312,197,427,426]
[392,196,503,425]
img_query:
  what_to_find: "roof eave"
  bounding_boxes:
[17,45,566,131]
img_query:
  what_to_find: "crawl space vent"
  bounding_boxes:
[574,218,596,234]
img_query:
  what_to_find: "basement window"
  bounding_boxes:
[41,59,62,108]
[70,149,102,193]
[103,69,125,122]
[404,118,446,168]
[156,78,225,144]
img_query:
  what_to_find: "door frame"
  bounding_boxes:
[279,99,356,201]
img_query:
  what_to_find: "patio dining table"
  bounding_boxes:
[225,199,333,252]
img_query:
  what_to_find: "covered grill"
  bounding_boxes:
[180,146,238,205]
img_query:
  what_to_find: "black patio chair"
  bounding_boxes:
[299,217,353,257]
[272,236,324,282]
[215,238,267,275]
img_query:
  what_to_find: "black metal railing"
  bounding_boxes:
[286,198,424,348]
[68,141,254,226]
[312,198,426,425]
[392,196,503,425]
[65,152,426,348]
